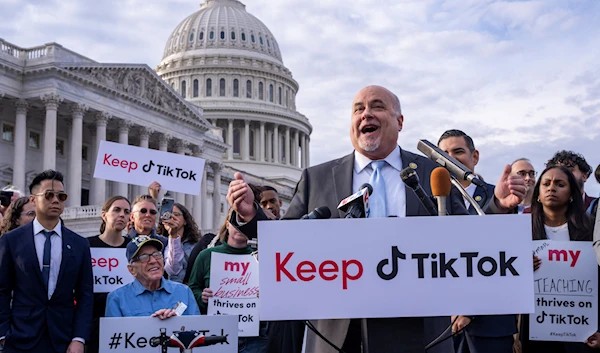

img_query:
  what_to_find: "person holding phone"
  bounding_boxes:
[157,202,200,283]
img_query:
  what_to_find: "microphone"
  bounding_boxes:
[400,167,438,216]
[337,183,373,218]
[431,167,451,216]
[301,206,332,220]
[417,139,484,187]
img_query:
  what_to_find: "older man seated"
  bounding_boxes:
[105,236,200,318]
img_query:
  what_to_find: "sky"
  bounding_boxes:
[2,0,600,195]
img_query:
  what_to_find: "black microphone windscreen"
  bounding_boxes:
[315,206,332,219]
[359,183,373,195]
[400,167,419,188]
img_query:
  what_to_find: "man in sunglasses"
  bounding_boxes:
[0,170,93,353]
[105,236,199,318]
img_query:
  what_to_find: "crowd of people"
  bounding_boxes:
[0,84,599,353]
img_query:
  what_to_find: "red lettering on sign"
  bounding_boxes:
[102,154,138,173]
[91,257,120,271]
[275,252,363,290]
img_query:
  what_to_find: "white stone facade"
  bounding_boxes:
[0,34,301,236]
[157,0,312,188]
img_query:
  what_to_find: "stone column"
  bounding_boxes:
[12,99,28,191]
[136,127,153,197]
[259,122,265,162]
[67,104,87,207]
[273,124,279,164]
[300,132,307,168]
[175,140,187,205]
[116,120,132,197]
[266,128,272,163]
[211,162,223,230]
[293,129,300,167]
[157,133,171,201]
[91,112,111,205]
[41,93,63,170]
[192,145,205,225]
[243,120,250,161]
[285,127,291,166]
[307,134,312,168]
[227,119,233,160]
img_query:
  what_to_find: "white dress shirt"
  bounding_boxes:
[353,147,406,217]
[32,218,63,300]
[463,183,477,210]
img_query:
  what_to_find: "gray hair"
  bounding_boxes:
[1,185,24,198]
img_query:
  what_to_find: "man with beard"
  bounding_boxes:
[546,151,596,210]
[510,158,537,214]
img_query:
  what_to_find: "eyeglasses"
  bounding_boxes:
[22,211,36,217]
[33,190,68,202]
[132,251,163,264]
[134,208,157,215]
[517,170,537,178]
[171,212,183,217]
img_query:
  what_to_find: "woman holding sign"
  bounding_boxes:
[87,196,132,353]
[520,166,598,353]
[188,208,267,353]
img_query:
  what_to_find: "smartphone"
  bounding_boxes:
[0,191,14,207]
[159,196,175,220]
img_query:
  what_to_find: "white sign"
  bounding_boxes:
[208,253,260,337]
[93,140,205,195]
[91,248,133,293]
[99,315,238,353]
[258,215,535,320]
[530,240,598,342]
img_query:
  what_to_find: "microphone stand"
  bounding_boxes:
[450,176,485,216]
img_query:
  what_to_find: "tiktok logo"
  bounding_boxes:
[377,246,406,280]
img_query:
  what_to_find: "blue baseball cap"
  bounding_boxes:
[126,235,164,263]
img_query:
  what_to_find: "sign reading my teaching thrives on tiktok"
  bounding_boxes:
[530,240,598,342]
[99,315,237,353]
[93,140,205,195]
[258,215,535,320]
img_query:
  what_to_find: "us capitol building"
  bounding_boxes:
[0,0,312,235]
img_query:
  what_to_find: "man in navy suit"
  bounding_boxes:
[0,170,93,353]
[438,130,517,353]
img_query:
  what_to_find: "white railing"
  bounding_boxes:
[61,205,102,220]
[0,39,49,60]
[0,39,21,58]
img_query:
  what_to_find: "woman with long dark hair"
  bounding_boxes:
[0,196,36,235]
[86,196,132,353]
[521,166,598,352]
[156,203,200,283]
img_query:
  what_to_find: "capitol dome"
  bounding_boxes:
[162,0,283,63]
[156,0,312,187]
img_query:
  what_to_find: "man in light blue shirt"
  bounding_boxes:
[105,236,200,318]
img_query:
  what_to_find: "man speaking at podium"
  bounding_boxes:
[227,85,525,353]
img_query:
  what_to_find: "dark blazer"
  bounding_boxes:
[0,222,94,352]
[462,182,518,340]
[585,193,597,211]
[240,148,495,353]
[468,182,496,215]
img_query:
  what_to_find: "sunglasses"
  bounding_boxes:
[134,208,158,215]
[132,251,163,264]
[33,190,68,202]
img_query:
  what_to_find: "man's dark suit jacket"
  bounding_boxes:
[238,148,515,353]
[0,222,94,352]
[463,182,518,342]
